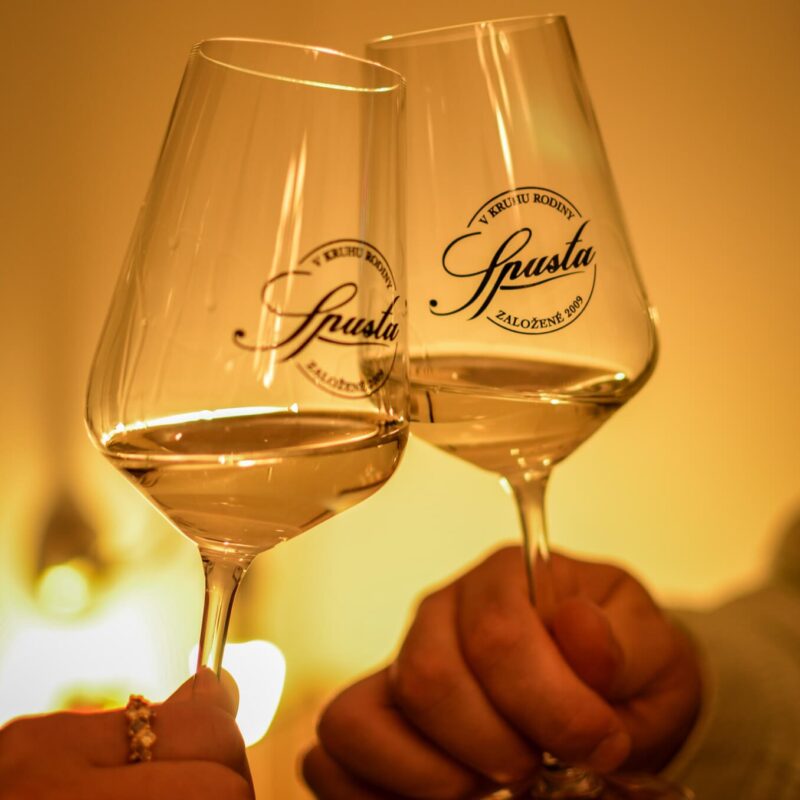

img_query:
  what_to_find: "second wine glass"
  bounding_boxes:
[86,39,408,677]
[369,16,691,800]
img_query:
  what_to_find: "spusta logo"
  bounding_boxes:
[233,238,401,398]
[432,187,597,334]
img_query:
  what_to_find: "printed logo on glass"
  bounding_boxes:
[433,187,596,334]
[233,238,401,398]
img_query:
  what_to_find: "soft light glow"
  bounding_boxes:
[190,640,286,746]
[36,562,92,617]
[0,599,164,723]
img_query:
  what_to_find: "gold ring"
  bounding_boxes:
[125,694,157,763]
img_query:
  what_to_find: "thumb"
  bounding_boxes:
[552,596,623,696]
[165,667,240,717]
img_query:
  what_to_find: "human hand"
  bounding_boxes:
[303,546,701,799]
[0,668,253,800]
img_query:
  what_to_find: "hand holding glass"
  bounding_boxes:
[370,16,690,799]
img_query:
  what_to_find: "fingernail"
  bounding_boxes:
[488,756,538,786]
[219,668,240,715]
[489,770,524,785]
[187,668,238,716]
[587,729,630,773]
[192,667,219,693]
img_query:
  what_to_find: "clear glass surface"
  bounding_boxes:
[369,16,690,800]
[86,38,408,676]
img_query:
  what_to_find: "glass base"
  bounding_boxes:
[599,773,694,800]
[486,771,694,800]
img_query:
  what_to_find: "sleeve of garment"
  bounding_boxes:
[664,580,800,800]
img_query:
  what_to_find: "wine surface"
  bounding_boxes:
[410,355,631,477]
[104,411,407,555]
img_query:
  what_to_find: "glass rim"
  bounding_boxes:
[368,13,565,49]
[193,37,405,93]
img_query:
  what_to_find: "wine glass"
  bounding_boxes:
[86,38,407,677]
[368,16,691,800]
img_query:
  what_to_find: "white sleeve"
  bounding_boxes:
[664,583,800,799]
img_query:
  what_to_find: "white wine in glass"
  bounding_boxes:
[86,38,407,677]
[369,16,692,800]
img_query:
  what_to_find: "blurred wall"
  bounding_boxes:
[1,0,798,796]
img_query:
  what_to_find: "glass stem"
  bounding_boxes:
[505,472,556,624]
[196,549,252,675]
[505,473,604,799]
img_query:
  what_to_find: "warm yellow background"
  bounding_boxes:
[1,0,798,796]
